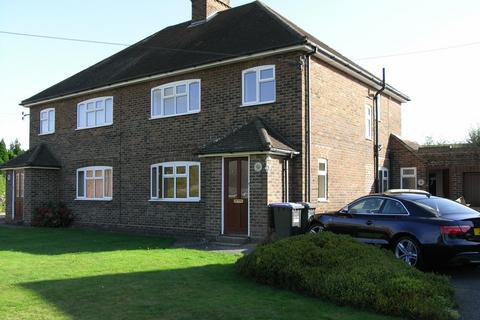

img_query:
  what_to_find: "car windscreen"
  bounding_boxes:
[411,197,479,216]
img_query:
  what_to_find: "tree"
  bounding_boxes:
[7,139,24,160]
[0,139,7,164]
[467,126,480,146]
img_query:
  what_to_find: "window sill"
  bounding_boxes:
[149,198,201,203]
[75,198,113,202]
[318,199,329,203]
[76,123,113,131]
[241,100,276,107]
[365,137,373,141]
[38,132,55,136]
[150,110,201,120]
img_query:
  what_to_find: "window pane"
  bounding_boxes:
[403,169,415,176]
[95,100,104,110]
[189,82,200,111]
[95,179,103,198]
[176,166,186,174]
[86,170,93,178]
[176,177,187,198]
[40,111,47,120]
[105,98,113,123]
[96,109,105,125]
[164,97,175,115]
[87,111,95,127]
[176,84,186,94]
[176,95,188,114]
[228,161,237,198]
[189,165,199,198]
[260,68,273,80]
[319,162,326,171]
[164,87,174,96]
[86,180,94,198]
[78,104,86,127]
[381,200,407,215]
[241,160,248,198]
[87,102,95,111]
[77,171,85,197]
[104,169,112,198]
[350,198,384,214]
[95,170,103,178]
[41,120,48,134]
[260,80,275,102]
[164,166,174,175]
[402,177,416,189]
[152,89,161,116]
[244,71,256,103]
[164,177,174,198]
[48,110,54,132]
[318,175,326,199]
[151,167,157,198]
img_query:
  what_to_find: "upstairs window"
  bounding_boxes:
[39,108,55,135]
[151,162,200,202]
[76,166,113,200]
[318,159,328,201]
[151,80,201,118]
[77,97,113,129]
[365,105,372,140]
[242,65,276,106]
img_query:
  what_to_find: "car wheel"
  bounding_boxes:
[393,237,422,268]
[308,224,324,234]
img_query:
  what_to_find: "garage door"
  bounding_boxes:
[464,173,480,207]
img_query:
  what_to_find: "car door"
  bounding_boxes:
[326,197,384,239]
[366,198,410,244]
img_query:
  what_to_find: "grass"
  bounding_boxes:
[0,226,398,320]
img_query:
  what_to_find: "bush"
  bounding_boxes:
[236,233,458,320]
[32,203,74,228]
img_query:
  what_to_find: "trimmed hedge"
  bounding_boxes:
[236,232,458,320]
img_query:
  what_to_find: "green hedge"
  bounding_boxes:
[236,233,458,320]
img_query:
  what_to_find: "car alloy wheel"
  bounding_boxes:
[394,238,419,267]
[309,224,324,234]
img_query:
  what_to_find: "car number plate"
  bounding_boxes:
[474,228,480,236]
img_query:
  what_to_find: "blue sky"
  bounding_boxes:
[1,0,479,149]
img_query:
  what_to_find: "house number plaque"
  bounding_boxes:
[234,199,244,204]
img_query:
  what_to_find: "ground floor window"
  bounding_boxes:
[379,167,389,192]
[318,159,328,201]
[76,166,113,200]
[401,167,417,189]
[151,162,200,202]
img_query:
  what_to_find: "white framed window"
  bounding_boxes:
[242,65,276,106]
[318,159,328,201]
[151,80,201,119]
[150,162,200,202]
[401,167,417,189]
[365,105,372,140]
[379,167,389,192]
[76,166,113,200]
[77,97,113,129]
[39,108,55,135]
[375,95,382,122]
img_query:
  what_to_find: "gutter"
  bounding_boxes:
[306,40,410,103]
[21,44,312,107]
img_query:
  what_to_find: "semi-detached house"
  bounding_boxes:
[1,0,410,241]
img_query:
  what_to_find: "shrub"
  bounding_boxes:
[236,233,458,320]
[32,203,74,228]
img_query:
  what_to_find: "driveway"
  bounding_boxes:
[447,265,480,320]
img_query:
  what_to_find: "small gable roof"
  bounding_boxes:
[197,117,298,156]
[0,144,61,170]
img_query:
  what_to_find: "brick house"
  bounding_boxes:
[0,0,409,241]
[389,134,480,209]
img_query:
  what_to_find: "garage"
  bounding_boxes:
[464,173,480,207]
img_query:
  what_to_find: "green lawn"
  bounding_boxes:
[0,227,398,320]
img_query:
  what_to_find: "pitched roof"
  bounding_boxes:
[22,1,408,105]
[197,117,297,155]
[0,144,61,170]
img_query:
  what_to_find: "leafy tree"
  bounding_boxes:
[467,126,480,146]
[7,139,24,160]
[0,139,7,164]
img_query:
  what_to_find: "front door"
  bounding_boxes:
[224,158,248,235]
[14,171,24,221]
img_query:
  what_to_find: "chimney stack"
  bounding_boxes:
[191,0,230,21]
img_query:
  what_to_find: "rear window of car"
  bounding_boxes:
[411,197,479,216]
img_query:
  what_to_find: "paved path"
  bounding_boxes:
[445,265,480,320]
[172,238,256,255]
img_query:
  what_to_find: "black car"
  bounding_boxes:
[307,190,480,268]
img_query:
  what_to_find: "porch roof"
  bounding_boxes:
[197,117,298,157]
[0,143,61,170]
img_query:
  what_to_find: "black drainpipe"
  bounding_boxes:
[373,68,386,193]
[305,45,317,202]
